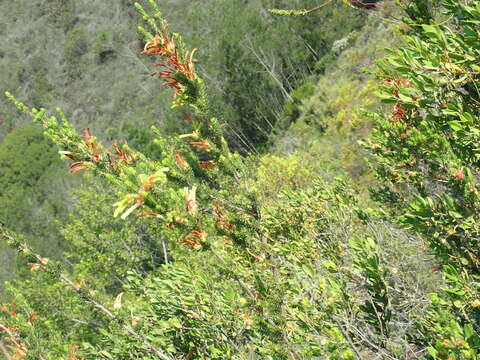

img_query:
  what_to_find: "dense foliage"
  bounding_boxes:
[366,1,480,357]
[0,125,71,294]
[0,0,479,359]
[0,0,368,280]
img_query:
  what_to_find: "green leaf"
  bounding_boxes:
[427,347,438,358]
[448,121,464,132]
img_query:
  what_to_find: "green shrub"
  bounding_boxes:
[63,27,88,71]
[3,1,479,359]
[367,0,480,357]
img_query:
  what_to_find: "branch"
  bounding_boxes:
[268,0,333,17]
[0,339,13,359]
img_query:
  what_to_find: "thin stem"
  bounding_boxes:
[0,341,10,359]
[306,0,334,14]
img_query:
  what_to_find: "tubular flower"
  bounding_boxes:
[213,204,233,231]
[174,151,189,170]
[69,161,88,174]
[27,313,38,327]
[27,262,48,272]
[188,139,212,152]
[81,128,100,161]
[63,128,138,175]
[65,128,101,174]
[182,111,193,124]
[69,345,80,360]
[179,229,206,248]
[111,143,136,165]
[114,194,145,220]
[113,170,168,219]
[135,211,163,219]
[392,103,406,121]
[199,160,216,169]
[141,25,197,100]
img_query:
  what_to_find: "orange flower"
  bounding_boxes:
[27,313,38,326]
[69,345,80,360]
[141,25,197,100]
[392,103,405,121]
[174,151,189,170]
[69,161,88,174]
[179,229,206,247]
[454,169,465,180]
[82,128,100,161]
[199,160,216,169]
[27,262,48,272]
[141,175,158,192]
[182,111,193,124]
[111,143,136,165]
[135,211,162,219]
[66,128,115,175]
[188,139,212,151]
[213,204,233,231]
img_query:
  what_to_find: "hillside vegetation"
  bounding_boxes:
[1,0,480,359]
[0,0,367,285]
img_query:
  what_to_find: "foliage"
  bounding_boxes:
[0,125,63,237]
[209,0,368,150]
[0,0,368,279]
[0,125,71,295]
[367,0,480,357]
[272,14,390,184]
[1,0,480,359]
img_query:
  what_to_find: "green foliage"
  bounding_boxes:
[1,148,437,358]
[0,125,67,247]
[367,0,480,357]
[92,30,116,64]
[368,0,480,271]
[0,125,71,297]
[351,236,392,338]
[3,0,480,359]
[64,27,89,76]
[188,0,368,150]
[62,183,166,293]
[272,15,390,184]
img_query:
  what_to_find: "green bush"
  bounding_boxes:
[367,0,480,357]
[63,27,88,73]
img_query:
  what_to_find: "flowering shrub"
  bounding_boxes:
[1,0,479,359]
[367,0,480,358]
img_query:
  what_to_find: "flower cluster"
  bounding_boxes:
[141,25,197,103]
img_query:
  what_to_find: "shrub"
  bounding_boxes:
[2,0,478,359]
[367,0,480,357]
